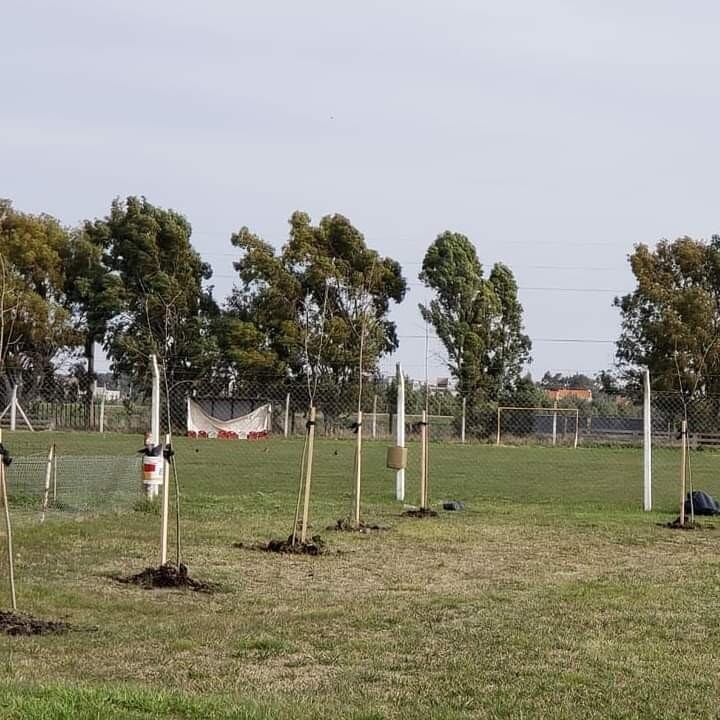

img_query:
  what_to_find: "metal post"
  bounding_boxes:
[99,394,106,434]
[496,406,501,446]
[643,368,652,511]
[573,410,579,449]
[461,397,467,444]
[552,399,558,447]
[9,385,17,432]
[372,395,378,440]
[283,393,290,438]
[151,355,160,446]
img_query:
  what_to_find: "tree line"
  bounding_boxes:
[1,195,716,406]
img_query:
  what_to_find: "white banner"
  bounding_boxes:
[187,399,271,439]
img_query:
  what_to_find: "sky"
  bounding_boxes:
[3,0,720,381]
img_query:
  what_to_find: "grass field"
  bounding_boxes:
[0,432,719,719]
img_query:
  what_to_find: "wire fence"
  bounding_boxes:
[5,454,141,519]
[3,369,720,446]
[2,366,720,517]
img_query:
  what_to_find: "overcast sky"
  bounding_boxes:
[3,0,719,380]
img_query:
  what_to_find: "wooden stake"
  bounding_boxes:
[160,433,171,565]
[40,444,53,523]
[300,407,316,544]
[0,430,17,610]
[420,410,427,509]
[353,411,363,527]
[679,420,687,527]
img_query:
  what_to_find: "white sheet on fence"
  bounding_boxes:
[187,399,270,438]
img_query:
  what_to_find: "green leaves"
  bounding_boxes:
[419,231,530,403]
[223,212,407,386]
[616,235,720,395]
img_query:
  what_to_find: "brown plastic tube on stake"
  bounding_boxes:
[0,430,17,610]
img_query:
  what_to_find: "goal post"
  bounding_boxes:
[496,406,580,448]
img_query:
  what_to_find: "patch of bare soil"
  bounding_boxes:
[329,518,390,533]
[401,507,438,518]
[660,517,714,531]
[115,563,218,592]
[235,534,326,555]
[0,611,69,636]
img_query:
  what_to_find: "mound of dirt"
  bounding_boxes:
[401,507,438,518]
[235,534,325,555]
[0,611,69,636]
[660,517,711,531]
[329,519,389,533]
[115,563,217,592]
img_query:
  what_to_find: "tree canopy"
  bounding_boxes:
[225,211,407,390]
[83,196,219,383]
[615,236,720,395]
[419,231,531,402]
[0,200,77,381]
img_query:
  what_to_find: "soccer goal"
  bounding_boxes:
[496,406,580,447]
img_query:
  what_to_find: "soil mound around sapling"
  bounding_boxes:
[329,518,390,533]
[115,563,217,593]
[660,517,712,531]
[0,611,69,636]
[401,507,438,518]
[235,534,326,555]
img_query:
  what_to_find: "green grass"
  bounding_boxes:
[0,431,719,719]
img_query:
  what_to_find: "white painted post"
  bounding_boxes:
[396,363,405,502]
[284,393,290,438]
[99,394,106,434]
[41,444,54,523]
[643,368,652,512]
[552,399,558,447]
[9,385,17,432]
[372,395,378,440]
[151,355,160,447]
[145,355,162,499]
[461,397,467,444]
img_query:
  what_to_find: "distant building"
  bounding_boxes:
[545,388,592,402]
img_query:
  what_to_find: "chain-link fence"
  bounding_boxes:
[3,364,720,515]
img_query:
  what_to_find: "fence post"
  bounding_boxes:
[643,368,652,512]
[372,395,378,440]
[552,399,558,447]
[284,393,290,438]
[9,385,17,432]
[461,397,466,444]
[99,395,106,434]
[496,407,501,446]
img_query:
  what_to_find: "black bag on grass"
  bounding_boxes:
[684,491,720,516]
